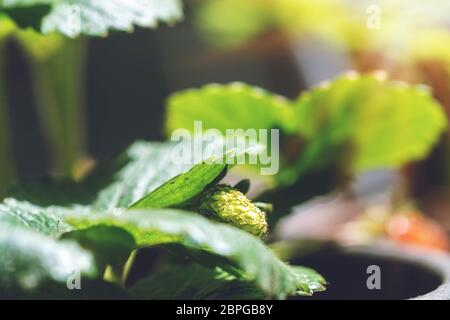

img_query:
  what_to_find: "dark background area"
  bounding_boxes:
[4,5,303,181]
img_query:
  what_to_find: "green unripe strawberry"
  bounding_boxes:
[198,185,268,237]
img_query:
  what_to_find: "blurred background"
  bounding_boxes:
[2,1,304,185]
[1,0,450,248]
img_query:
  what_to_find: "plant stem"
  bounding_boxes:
[28,38,88,178]
[0,42,15,197]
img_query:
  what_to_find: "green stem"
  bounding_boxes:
[28,38,88,177]
[0,42,15,197]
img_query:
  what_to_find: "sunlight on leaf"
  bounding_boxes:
[291,71,447,178]
[166,82,296,135]
[0,223,97,297]
[68,209,326,299]
[1,0,183,37]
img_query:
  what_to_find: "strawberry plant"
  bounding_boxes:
[0,70,446,299]
[0,1,447,300]
[166,72,447,223]
[0,137,327,299]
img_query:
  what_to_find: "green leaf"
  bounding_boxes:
[1,0,183,37]
[0,198,73,237]
[68,209,326,299]
[89,141,196,211]
[8,140,233,212]
[129,136,263,209]
[165,75,446,188]
[290,265,326,295]
[289,71,447,179]
[6,137,262,224]
[0,223,98,298]
[6,137,264,234]
[0,13,16,39]
[91,139,250,211]
[61,225,136,269]
[129,264,264,300]
[130,164,227,209]
[1,136,325,299]
[165,82,295,136]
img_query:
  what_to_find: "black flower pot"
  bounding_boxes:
[277,241,450,300]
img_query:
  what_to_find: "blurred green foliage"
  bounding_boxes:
[165,72,447,186]
[166,82,295,135]
[195,0,450,71]
[0,0,184,196]
[292,72,447,175]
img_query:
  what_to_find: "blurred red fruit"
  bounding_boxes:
[386,213,449,251]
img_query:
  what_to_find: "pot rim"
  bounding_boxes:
[342,242,450,300]
[276,240,450,300]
